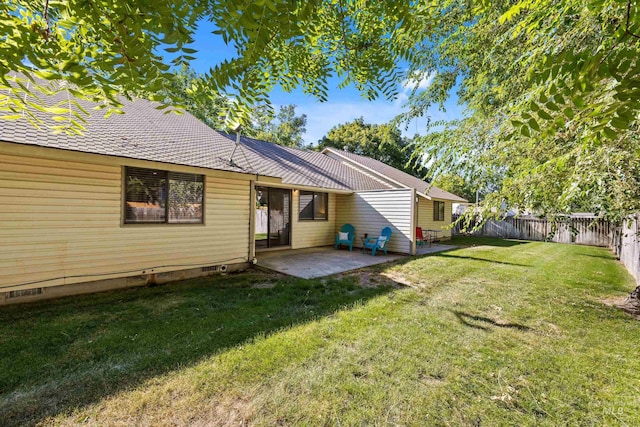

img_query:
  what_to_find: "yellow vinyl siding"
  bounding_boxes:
[291,192,336,249]
[0,142,255,292]
[335,189,413,254]
[416,197,453,239]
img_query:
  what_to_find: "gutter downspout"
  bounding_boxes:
[249,180,257,265]
[410,188,417,255]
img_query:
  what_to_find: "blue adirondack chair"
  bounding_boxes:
[335,223,355,251]
[363,226,392,256]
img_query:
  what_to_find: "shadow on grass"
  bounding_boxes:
[451,310,532,332]
[451,236,532,248]
[576,252,617,261]
[0,271,392,426]
[435,253,531,267]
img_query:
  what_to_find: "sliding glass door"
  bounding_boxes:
[255,187,291,249]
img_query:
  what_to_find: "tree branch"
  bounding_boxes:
[625,0,640,39]
[338,0,351,74]
[42,0,51,39]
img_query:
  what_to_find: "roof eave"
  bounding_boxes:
[254,180,354,194]
[321,147,410,190]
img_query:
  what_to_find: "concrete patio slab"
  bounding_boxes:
[257,245,457,279]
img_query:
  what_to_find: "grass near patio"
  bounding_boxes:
[1,237,639,426]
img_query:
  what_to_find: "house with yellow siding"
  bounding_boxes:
[0,78,466,304]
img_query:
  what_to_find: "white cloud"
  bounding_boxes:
[394,71,437,106]
[402,71,436,91]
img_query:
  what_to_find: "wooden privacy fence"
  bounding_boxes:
[451,215,612,246]
[610,214,640,284]
[452,213,639,284]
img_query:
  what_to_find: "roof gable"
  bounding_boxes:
[322,147,468,202]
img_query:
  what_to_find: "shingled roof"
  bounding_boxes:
[322,147,468,202]
[0,78,385,191]
[0,75,466,201]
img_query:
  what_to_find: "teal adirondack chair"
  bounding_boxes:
[335,224,355,251]
[363,226,392,256]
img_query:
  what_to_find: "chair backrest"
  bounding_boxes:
[416,227,424,239]
[340,223,355,239]
[381,226,392,239]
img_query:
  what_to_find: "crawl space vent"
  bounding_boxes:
[201,265,228,273]
[8,288,44,298]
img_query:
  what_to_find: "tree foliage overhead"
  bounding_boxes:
[159,66,229,130]
[159,67,307,147]
[318,117,426,178]
[402,1,640,222]
[2,0,639,220]
[1,0,420,130]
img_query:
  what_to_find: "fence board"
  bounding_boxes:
[610,214,640,284]
[452,215,612,246]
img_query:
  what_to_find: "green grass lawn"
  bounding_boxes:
[1,238,639,426]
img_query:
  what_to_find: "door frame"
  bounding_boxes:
[254,185,292,251]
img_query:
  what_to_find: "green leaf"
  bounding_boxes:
[537,109,552,121]
[546,102,559,111]
[611,117,629,130]
[602,126,618,139]
[563,107,575,119]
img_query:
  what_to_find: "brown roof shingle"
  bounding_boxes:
[0,78,384,191]
[0,75,467,200]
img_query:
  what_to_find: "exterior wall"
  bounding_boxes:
[416,197,453,239]
[335,189,414,254]
[0,142,258,299]
[291,191,337,249]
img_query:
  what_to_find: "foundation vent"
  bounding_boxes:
[8,288,44,299]
[202,265,219,272]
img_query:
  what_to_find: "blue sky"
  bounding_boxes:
[185,21,464,145]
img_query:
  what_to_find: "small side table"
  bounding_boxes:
[425,229,442,246]
[360,236,368,253]
[360,235,375,253]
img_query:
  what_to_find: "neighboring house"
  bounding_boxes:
[0,78,466,304]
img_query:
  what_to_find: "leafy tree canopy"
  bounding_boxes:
[246,104,307,148]
[159,65,229,130]
[431,174,477,204]
[1,0,419,130]
[317,117,426,178]
[1,1,639,220]
[159,67,307,147]
[401,1,640,222]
